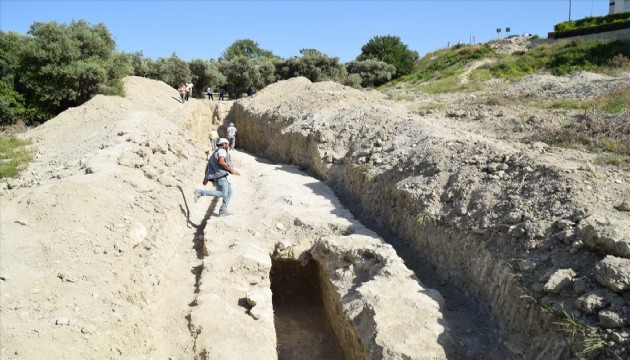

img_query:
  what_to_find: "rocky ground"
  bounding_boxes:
[1,50,629,359]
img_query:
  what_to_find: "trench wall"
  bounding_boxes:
[229,103,574,359]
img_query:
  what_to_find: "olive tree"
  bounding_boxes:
[17,20,131,118]
[274,48,345,83]
[189,59,226,98]
[357,35,419,77]
[220,39,275,61]
[218,57,276,99]
[152,53,191,88]
[345,59,396,87]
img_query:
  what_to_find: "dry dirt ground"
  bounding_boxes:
[1,56,629,360]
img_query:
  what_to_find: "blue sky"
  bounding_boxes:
[0,0,610,63]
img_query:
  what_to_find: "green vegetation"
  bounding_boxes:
[1,19,407,126]
[345,59,396,87]
[535,111,630,164]
[395,39,630,91]
[473,40,630,79]
[0,135,33,179]
[539,85,630,113]
[417,103,445,111]
[400,44,496,84]
[274,49,345,84]
[521,295,611,358]
[1,21,131,126]
[536,84,629,160]
[357,35,419,77]
[553,12,630,39]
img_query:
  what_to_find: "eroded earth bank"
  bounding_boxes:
[1,74,629,359]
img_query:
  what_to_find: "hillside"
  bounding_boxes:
[1,41,629,360]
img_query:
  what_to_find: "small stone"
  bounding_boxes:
[55,317,70,326]
[518,260,536,272]
[594,256,630,293]
[615,199,630,212]
[598,310,625,328]
[544,268,576,294]
[556,219,575,229]
[275,223,284,231]
[575,290,612,314]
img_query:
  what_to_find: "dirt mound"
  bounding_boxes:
[234,74,630,358]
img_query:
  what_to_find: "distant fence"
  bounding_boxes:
[531,28,630,48]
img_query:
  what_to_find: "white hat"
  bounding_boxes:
[229,123,234,126]
[216,138,229,146]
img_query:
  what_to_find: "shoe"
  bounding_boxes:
[193,190,201,203]
[219,210,232,216]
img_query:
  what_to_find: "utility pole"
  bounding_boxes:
[569,0,572,21]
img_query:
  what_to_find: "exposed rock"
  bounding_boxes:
[594,255,630,292]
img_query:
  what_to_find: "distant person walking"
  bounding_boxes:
[178,84,186,103]
[194,138,240,216]
[185,81,193,101]
[219,88,225,101]
[207,86,213,100]
[209,129,219,152]
[226,122,237,150]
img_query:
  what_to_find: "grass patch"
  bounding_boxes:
[400,44,497,84]
[416,76,484,94]
[0,135,34,179]
[594,154,630,166]
[535,113,630,162]
[480,39,630,80]
[540,99,592,111]
[535,85,629,114]
[417,102,445,111]
[391,94,416,102]
[475,95,523,106]
[597,85,630,114]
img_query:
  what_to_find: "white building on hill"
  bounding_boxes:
[609,0,630,14]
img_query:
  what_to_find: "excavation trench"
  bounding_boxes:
[227,91,571,358]
[271,259,348,360]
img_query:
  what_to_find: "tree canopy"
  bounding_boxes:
[1,19,425,126]
[357,35,419,77]
[1,20,131,125]
[220,39,276,61]
[274,49,345,83]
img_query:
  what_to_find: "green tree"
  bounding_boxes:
[345,59,396,87]
[188,59,226,98]
[220,39,275,61]
[153,53,191,88]
[18,20,126,118]
[127,51,154,78]
[274,49,345,83]
[218,57,276,99]
[357,35,419,77]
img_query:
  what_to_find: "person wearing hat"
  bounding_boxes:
[193,138,241,216]
[226,122,237,150]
